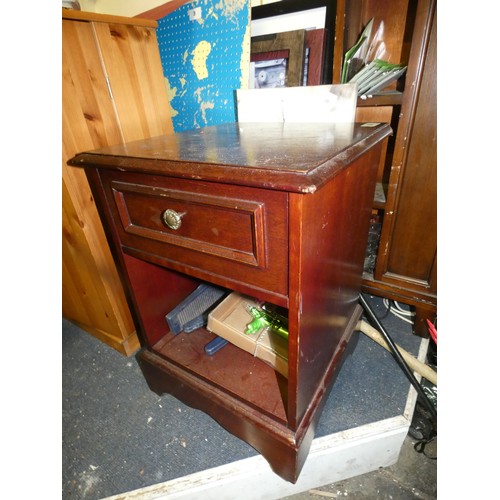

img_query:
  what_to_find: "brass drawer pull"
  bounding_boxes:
[162,209,185,230]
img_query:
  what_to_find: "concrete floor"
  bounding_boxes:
[283,433,437,499]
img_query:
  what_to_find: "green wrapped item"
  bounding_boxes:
[245,305,288,340]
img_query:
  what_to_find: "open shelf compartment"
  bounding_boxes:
[122,252,291,425]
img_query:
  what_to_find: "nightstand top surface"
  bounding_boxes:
[69,122,391,193]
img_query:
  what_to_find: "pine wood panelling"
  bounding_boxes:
[62,10,173,355]
[92,21,174,142]
[62,8,158,26]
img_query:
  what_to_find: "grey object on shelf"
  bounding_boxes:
[165,284,228,334]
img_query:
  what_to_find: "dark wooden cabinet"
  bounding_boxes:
[69,121,390,483]
[335,0,437,334]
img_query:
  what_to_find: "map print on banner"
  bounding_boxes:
[157,0,250,133]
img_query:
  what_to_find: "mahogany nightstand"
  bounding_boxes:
[69,121,391,483]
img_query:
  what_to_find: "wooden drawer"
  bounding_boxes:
[99,170,289,301]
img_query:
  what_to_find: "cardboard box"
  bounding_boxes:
[207,292,288,378]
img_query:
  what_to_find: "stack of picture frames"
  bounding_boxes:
[250,0,337,89]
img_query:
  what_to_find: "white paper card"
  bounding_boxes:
[236,84,357,123]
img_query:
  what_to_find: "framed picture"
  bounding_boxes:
[250,29,306,88]
[251,0,337,85]
[250,50,289,89]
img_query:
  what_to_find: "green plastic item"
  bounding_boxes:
[245,306,288,340]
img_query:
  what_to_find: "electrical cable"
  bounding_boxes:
[359,293,437,445]
[377,298,392,320]
[383,298,415,324]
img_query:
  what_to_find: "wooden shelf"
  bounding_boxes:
[153,325,288,423]
[357,91,403,107]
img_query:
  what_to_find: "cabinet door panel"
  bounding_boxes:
[379,7,437,292]
[62,12,174,355]
[62,20,124,148]
[63,19,135,347]
[93,21,174,142]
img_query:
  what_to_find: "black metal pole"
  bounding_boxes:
[359,293,437,422]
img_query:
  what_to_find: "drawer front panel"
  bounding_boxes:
[112,181,266,267]
[100,170,289,297]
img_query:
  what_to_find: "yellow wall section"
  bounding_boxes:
[79,0,171,16]
[191,41,212,80]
